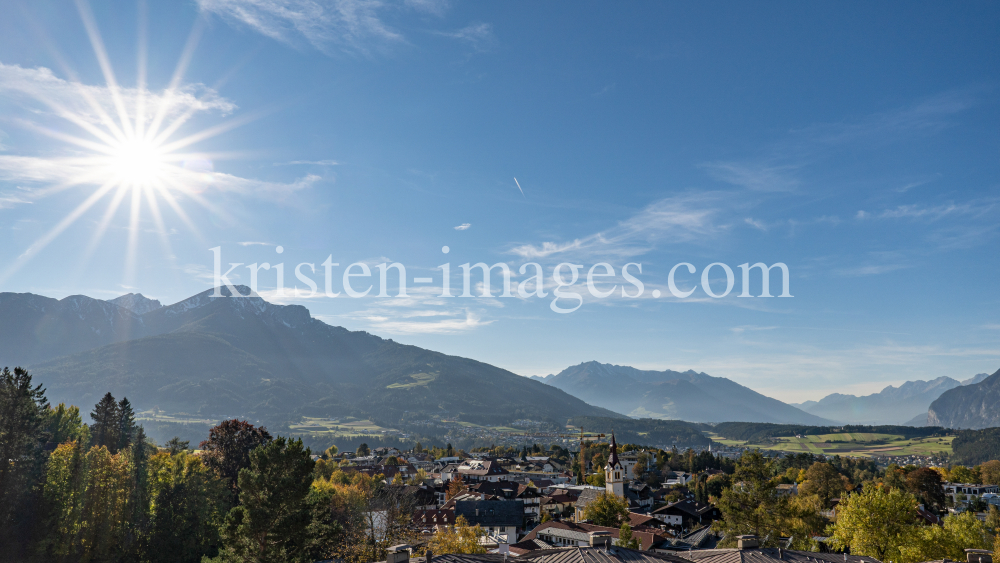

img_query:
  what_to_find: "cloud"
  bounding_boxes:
[0,155,321,202]
[744,217,768,231]
[197,0,406,56]
[454,223,470,231]
[701,161,799,192]
[0,62,236,126]
[237,241,274,246]
[361,308,491,334]
[275,159,339,166]
[436,23,495,51]
[508,193,725,260]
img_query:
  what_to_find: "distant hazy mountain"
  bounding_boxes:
[107,293,162,315]
[530,361,831,425]
[795,373,991,425]
[928,369,1000,429]
[3,286,621,425]
[0,292,144,366]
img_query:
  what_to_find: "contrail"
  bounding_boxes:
[514,177,525,197]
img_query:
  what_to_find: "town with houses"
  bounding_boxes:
[319,432,1000,560]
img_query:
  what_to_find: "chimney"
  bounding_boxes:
[588,531,612,548]
[387,545,412,563]
[736,535,759,550]
[966,549,993,563]
[426,549,433,563]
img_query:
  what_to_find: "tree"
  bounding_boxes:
[166,436,191,454]
[900,511,992,563]
[76,445,134,560]
[617,523,640,549]
[427,515,487,555]
[0,366,50,553]
[828,486,918,561]
[117,396,137,452]
[143,450,229,563]
[324,445,338,459]
[587,472,606,487]
[90,392,121,452]
[949,465,979,484]
[906,467,946,511]
[979,460,1000,485]
[799,462,847,506]
[39,439,88,558]
[712,450,791,547]
[200,419,272,497]
[214,437,315,563]
[357,443,370,456]
[447,476,465,500]
[45,403,86,444]
[384,455,400,466]
[986,505,1000,535]
[582,491,629,527]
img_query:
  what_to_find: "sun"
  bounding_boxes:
[106,137,168,186]
[0,1,251,288]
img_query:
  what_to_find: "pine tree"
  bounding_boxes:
[117,397,137,453]
[90,392,120,452]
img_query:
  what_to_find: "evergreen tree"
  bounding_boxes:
[90,392,121,452]
[45,403,87,444]
[117,396,137,453]
[0,366,50,555]
[712,450,792,547]
[166,436,191,454]
[214,437,315,563]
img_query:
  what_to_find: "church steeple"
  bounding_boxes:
[605,433,624,498]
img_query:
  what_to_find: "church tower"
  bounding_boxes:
[605,433,625,498]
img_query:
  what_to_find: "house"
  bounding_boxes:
[413,509,455,532]
[457,460,510,482]
[523,521,671,551]
[775,483,798,496]
[455,500,524,542]
[942,483,1000,503]
[663,471,693,487]
[379,537,693,563]
[664,534,880,561]
[650,500,720,532]
[541,493,578,516]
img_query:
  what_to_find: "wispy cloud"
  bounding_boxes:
[237,241,274,246]
[197,0,406,56]
[744,217,768,231]
[361,308,491,334]
[436,23,495,51]
[0,62,235,125]
[275,159,339,166]
[454,223,470,231]
[701,161,799,192]
[509,193,726,260]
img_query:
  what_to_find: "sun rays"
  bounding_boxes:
[0,1,246,287]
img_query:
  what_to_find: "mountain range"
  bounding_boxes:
[790,373,991,426]
[0,287,621,426]
[928,368,1000,429]
[529,362,832,425]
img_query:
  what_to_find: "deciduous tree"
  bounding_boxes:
[978,460,1000,485]
[799,462,847,506]
[427,515,487,555]
[582,491,629,527]
[906,467,946,511]
[828,486,918,561]
[617,523,640,549]
[200,419,272,498]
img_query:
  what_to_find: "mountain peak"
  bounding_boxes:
[107,293,163,315]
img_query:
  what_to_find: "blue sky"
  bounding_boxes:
[0,0,997,402]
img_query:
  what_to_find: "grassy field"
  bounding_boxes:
[287,417,393,438]
[707,431,953,457]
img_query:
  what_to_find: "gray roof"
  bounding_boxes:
[535,527,593,543]
[455,500,523,527]
[414,546,691,563]
[673,548,880,563]
[575,489,601,508]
